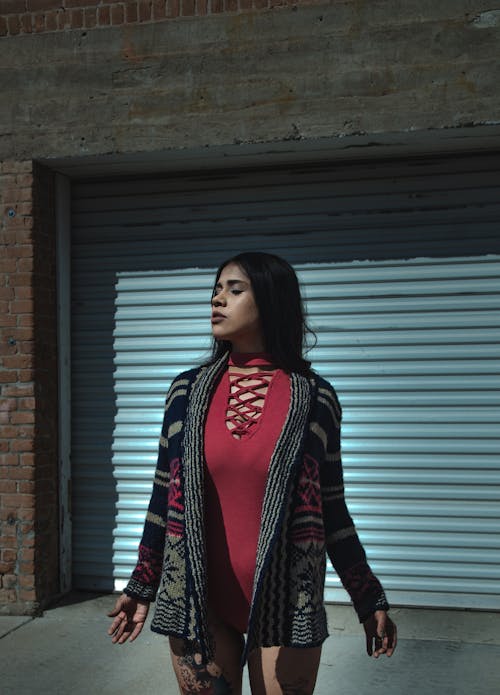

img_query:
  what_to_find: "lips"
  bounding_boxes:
[211,311,226,323]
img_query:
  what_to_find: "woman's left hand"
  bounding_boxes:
[363,610,397,658]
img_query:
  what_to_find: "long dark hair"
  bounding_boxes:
[210,252,316,376]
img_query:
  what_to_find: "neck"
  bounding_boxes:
[230,337,266,353]
[229,351,273,368]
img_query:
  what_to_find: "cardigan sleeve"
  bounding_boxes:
[123,375,184,602]
[318,381,390,622]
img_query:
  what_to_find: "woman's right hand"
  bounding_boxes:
[107,593,150,644]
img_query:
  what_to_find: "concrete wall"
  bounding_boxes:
[1,1,500,161]
[1,0,499,613]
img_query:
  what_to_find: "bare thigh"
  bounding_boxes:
[169,615,245,695]
[248,645,322,695]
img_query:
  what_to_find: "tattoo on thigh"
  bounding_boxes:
[176,649,233,695]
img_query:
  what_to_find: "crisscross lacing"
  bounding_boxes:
[226,370,275,438]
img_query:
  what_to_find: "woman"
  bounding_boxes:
[108,252,397,694]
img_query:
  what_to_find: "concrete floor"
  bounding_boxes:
[0,593,499,695]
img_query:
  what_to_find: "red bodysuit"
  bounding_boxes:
[204,353,291,633]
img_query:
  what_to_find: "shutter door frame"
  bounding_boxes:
[69,153,500,610]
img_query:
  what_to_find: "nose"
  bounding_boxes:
[212,289,226,307]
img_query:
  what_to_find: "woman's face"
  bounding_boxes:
[211,262,265,352]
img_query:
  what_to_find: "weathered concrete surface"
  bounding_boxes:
[0,593,499,695]
[1,1,499,161]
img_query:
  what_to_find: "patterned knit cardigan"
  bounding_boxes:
[124,352,389,663]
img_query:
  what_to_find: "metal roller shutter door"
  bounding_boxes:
[70,153,500,610]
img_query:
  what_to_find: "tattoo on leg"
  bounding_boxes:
[176,650,233,695]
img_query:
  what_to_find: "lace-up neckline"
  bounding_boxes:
[226,353,275,439]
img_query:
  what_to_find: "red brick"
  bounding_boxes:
[44,9,58,30]
[125,1,138,22]
[19,397,35,410]
[0,229,31,245]
[0,373,17,385]
[2,549,17,563]
[0,480,16,493]
[7,15,21,35]
[166,0,179,17]
[17,506,35,519]
[10,411,35,424]
[138,0,152,21]
[14,286,33,300]
[19,589,36,601]
[19,574,35,589]
[0,259,17,273]
[152,0,165,19]
[2,454,19,466]
[65,0,100,6]
[20,453,35,465]
[20,521,34,535]
[1,162,31,175]
[2,356,33,371]
[15,173,33,187]
[1,425,20,438]
[56,8,68,28]
[17,258,33,273]
[6,328,33,342]
[19,548,34,562]
[84,7,97,27]
[2,574,18,590]
[70,8,83,28]
[0,287,15,300]
[27,0,58,10]
[17,341,34,354]
[8,273,33,288]
[10,439,34,452]
[4,245,33,259]
[111,3,125,24]
[2,385,34,398]
[2,493,34,508]
[33,13,45,32]
[8,470,34,484]
[19,13,33,33]
[18,369,35,382]
[0,398,17,413]
[0,1,26,12]
[181,0,194,15]
[0,589,18,602]
[98,5,111,24]
[10,299,33,313]
[18,481,35,494]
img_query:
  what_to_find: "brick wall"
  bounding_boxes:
[0,0,321,36]
[0,162,58,614]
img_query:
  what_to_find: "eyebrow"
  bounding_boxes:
[215,279,249,288]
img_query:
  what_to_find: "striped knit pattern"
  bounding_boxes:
[124,355,389,662]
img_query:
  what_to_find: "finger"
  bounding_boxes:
[386,625,397,657]
[366,632,373,656]
[108,611,126,635]
[111,616,129,643]
[372,627,389,658]
[128,621,145,642]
